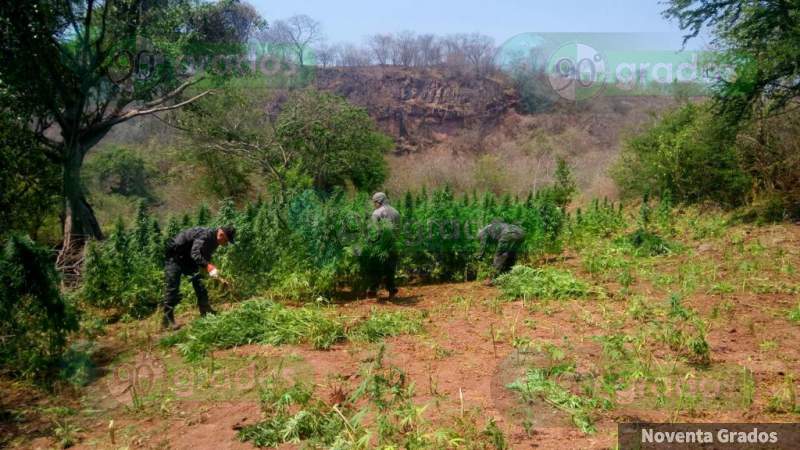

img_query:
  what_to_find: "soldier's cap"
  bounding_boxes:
[221,225,236,244]
[372,192,388,205]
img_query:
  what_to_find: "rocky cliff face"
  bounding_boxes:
[315,67,518,153]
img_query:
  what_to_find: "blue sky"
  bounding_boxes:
[249,0,708,49]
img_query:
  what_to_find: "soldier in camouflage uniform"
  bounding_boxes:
[366,192,400,299]
[477,220,525,281]
[162,226,235,329]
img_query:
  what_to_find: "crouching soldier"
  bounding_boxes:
[477,220,525,283]
[162,225,235,329]
[366,192,400,300]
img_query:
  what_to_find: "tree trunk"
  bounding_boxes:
[57,145,103,280]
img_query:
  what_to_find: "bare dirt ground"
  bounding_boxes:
[6,221,800,450]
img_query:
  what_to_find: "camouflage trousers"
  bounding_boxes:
[492,236,523,276]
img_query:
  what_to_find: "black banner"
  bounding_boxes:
[618,423,800,450]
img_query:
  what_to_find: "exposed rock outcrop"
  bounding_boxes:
[315,66,518,153]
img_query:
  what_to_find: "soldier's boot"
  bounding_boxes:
[192,275,216,317]
[162,307,180,331]
[199,303,217,317]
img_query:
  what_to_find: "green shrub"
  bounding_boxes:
[580,242,629,276]
[612,103,750,207]
[80,205,163,319]
[181,84,391,195]
[187,147,254,201]
[568,198,626,245]
[496,266,591,301]
[620,229,674,256]
[614,194,677,257]
[0,235,79,380]
[550,157,577,209]
[657,294,711,366]
[398,187,565,281]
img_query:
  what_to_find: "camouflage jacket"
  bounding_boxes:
[478,222,525,253]
[371,204,400,226]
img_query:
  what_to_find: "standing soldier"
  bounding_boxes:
[162,225,235,329]
[477,219,525,283]
[366,192,400,299]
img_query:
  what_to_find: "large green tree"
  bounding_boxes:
[179,85,392,196]
[0,0,262,269]
[663,0,800,122]
[275,89,392,191]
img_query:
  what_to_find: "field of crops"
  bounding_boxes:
[79,186,569,318]
[5,191,800,449]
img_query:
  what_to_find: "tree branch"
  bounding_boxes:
[151,113,194,133]
[142,77,206,109]
[92,89,212,131]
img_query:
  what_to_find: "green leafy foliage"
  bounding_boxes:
[80,187,567,306]
[347,308,425,343]
[734,110,800,221]
[616,194,677,257]
[180,85,392,195]
[550,157,577,209]
[612,103,750,207]
[164,298,344,360]
[239,346,507,448]
[0,0,266,247]
[621,229,674,257]
[496,266,591,301]
[657,0,800,217]
[0,235,79,380]
[507,364,601,434]
[658,294,711,366]
[0,110,61,239]
[276,89,393,192]
[398,187,565,282]
[83,146,155,200]
[80,205,164,319]
[162,298,425,361]
[238,377,346,447]
[663,0,800,121]
[568,198,626,244]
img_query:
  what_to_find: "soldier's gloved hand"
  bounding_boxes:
[207,264,219,278]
